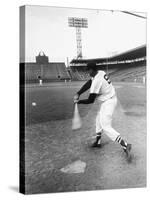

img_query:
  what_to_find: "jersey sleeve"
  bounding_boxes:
[90,77,102,94]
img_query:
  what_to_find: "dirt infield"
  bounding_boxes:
[24,81,146,194]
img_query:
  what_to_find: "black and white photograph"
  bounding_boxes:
[20,5,147,195]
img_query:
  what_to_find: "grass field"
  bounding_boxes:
[24,81,146,194]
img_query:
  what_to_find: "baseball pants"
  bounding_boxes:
[96,95,120,141]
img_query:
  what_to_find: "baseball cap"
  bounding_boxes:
[86,62,97,70]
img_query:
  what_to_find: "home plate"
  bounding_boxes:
[60,160,86,174]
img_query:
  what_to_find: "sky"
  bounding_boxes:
[22,5,147,63]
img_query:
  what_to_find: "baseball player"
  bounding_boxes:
[74,63,132,159]
[38,76,43,86]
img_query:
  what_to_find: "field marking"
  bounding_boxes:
[115,85,145,89]
[133,85,145,89]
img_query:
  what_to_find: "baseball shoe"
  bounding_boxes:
[91,141,101,148]
[124,143,132,159]
[91,136,101,148]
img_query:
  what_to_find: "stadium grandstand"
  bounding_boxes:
[69,45,146,83]
[20,52,70,84]
[20,46,146,84]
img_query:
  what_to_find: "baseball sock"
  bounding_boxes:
[95,132,102,144]
[115,135,127,149]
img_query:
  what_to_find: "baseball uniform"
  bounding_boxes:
[90,70,120,141]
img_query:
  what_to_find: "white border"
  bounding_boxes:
[0,0,149,199]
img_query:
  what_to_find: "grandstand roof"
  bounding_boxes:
[70,45,146,64]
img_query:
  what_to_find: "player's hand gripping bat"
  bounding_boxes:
[72,103,82,130]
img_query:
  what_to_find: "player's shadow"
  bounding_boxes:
[9,186,19,192]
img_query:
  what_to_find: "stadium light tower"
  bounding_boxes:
[68,17,88,59]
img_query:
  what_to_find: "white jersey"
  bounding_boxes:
[90,70,115,101]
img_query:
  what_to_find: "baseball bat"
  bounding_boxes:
[72,103,82,130]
